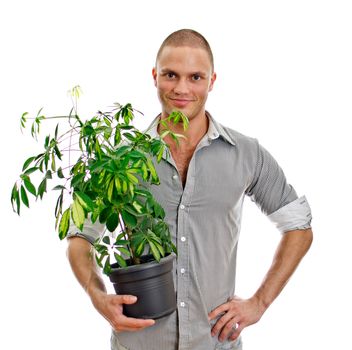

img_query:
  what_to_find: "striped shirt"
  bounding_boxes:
[68,112,312,350]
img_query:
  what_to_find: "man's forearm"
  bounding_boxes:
[253,228,313,312]
[66,236,107,300]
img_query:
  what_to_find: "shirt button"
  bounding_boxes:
[180,268,186,274]
[180,301,186,308]
[180,236,186,242]
[172,174,178,180]
[180,204,185,210]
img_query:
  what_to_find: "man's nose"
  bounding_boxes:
[173,78,189,95]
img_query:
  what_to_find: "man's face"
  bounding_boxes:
[152,45,216,121]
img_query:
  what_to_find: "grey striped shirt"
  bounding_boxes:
[68,112,312,350]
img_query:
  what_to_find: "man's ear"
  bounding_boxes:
[208,72,217,92]
[152,67,157,87]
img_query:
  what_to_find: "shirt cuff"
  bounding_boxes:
[267,196,312,233]
[66,217,106,244]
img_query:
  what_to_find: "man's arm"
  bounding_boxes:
[66,236,155,332]
[208,228,313,342]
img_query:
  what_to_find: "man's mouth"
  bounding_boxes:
[169,98,193,108]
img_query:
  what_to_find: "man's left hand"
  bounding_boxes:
[208,296,265,342]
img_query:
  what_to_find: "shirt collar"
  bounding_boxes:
[145,112,236,146]
[205,111,236,146]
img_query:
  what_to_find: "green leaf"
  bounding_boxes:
[99,207,111,224]
[106,212,119,232]
[126,172,139,184]
[114,253,127,268]
[75,191,95,212]
[24,167,39,175]
[24,178,36,196]
[117,247,131,256]
[157,144,164,162]
[116,232,127,241]
[11,183,20,214]
[132,201,143,213]
[114,239,129,246]
[57,167,64,179]
[160,130,170,139]
[95,253,104,268]
[51,152,56,171]
[121,209,137,228]
[107,179,114,202]
[146,158,158,182]
[102,236,111,245]
[20,185,29,208]
[55,191,63,226]
[52,185,66,191]
[71,198,85,231]
[58,208,70,240]
[94,244,108,254]
[153,201,165,218]
[135,239,146,256]
[22,156,36,171]
[153,240,165,257]
[103,257,112,275]
[54,123,59,139]
[37,178,47,199]
[114,176,121,193]
[149,240,161,262]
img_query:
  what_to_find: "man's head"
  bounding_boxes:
[155,29,214,73]
[153,29,216,121]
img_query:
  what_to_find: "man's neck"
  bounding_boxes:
[158,111,209,152]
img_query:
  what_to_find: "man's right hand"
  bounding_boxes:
[92,292,156,332]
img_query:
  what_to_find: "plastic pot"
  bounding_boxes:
[109,253,176,319]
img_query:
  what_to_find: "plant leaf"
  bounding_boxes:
[148,240,161,262]
[22,156,36,171]
[102,236,111,245]
[117,246,131,256]
[20,185,29,208]
[99,207,111,224]
[24,167,39,175]
[114,253,127,268]
[57,167,64,179]
[103,256,112,275]
[121,209,137,228]
[24,178,36,196]
[75,191,95,212]
[106,212,119,232]
[71,198,85,230]
[11,183,20,214]
[58,208,70,240]
[37,178,47,199]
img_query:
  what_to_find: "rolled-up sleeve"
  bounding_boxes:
[246,140,312,232]
[66,216,106,244]
[268,195,312,233]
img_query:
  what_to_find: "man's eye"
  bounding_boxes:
[167,73,175,78]
[192,74,201,81]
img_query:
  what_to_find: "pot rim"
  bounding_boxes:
[109,252,176,275]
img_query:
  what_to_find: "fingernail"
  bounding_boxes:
[130,296,137,302]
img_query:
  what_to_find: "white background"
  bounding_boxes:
[0,1,351,349]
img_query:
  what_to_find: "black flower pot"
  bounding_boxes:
[109,253,176,319]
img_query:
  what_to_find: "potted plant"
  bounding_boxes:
[11,86,188,319]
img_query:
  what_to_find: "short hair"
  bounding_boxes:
[156,29,214,72]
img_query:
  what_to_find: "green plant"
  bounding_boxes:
[11,86,188,274]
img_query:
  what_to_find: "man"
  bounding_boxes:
[67,29,313,350]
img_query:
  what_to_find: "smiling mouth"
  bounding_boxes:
[169,98,194,107]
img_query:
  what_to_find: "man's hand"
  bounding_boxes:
[208,296,265,342]
[92,292,155,332]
